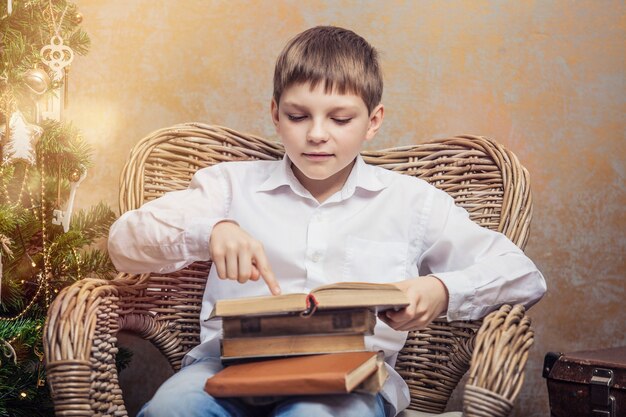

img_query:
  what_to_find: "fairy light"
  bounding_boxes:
[39,151,51,309]
[13,165,31,208]
[71,247,82,280]
[0,166,11,202]
[25,165,40,222]
[0,272,45,322]
[0,146,50,321]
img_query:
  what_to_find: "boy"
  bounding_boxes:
[108,26,546,417]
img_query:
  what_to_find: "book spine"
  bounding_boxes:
[221,334,366,360]
[222,309,376,338]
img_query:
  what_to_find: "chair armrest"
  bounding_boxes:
[463,304,534,417]
[44,273,148,417]
[396,318,481,413]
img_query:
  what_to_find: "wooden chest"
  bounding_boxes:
[543,346,626,417]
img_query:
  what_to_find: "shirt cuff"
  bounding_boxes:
[430,270,478,321]
[183,217,237,261]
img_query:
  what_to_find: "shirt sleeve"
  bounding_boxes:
[107,164,232,274]
[417,189,547,321]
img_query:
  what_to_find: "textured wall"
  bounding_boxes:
[68,1,626,416]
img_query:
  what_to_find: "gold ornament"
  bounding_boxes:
[75,12,83,24]
[69,168,82,182]
[23,68,51,96]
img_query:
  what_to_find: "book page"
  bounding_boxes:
[211,292,309,318]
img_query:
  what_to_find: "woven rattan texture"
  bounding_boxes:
[44,123,535,417]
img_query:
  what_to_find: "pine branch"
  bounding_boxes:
[0,205,19,234]
[70,202,116,241]
[75,249,116,279]
[0,318,43,350]
[37,120,93,178]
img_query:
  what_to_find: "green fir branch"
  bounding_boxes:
[67,28,90,56]
[70,202,116,241]
[74,249,116,279]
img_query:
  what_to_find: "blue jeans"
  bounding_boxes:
[137,357,389,417]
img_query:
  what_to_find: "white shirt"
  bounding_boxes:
[108,155,546,415]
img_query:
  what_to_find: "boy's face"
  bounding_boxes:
[271,82,383,200]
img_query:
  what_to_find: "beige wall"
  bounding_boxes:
[68,1,626,416]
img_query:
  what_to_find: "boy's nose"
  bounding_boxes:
[306,121,329,143]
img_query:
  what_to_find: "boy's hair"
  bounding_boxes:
[273,26,383,113]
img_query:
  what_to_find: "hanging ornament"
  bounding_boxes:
[40,35,74,82]
[7,0,12,15]
[68,167,82,182]
[23,68,51,96]
[74,12,82,24]
[40,3,74,81]
[0,110,43,165]
[52,165,87,232]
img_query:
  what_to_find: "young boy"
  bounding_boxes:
[108,26,546,417]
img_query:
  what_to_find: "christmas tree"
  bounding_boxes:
[0,2,117,415]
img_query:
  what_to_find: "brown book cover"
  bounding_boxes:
[209,281,409,319]
[205,351,386,397]
[222,308,376,338]
[221,333,366,361]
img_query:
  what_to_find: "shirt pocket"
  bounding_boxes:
[343,236,408,282]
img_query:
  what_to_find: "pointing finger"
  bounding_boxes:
[253,251,281,295]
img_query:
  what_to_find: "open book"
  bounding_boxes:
[204,351,387,397]
[210,281,409,318]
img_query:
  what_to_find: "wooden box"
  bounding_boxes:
[543,346,626,417]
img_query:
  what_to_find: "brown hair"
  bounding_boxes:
[273,26,383,113]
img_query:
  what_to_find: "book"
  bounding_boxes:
[210,281,409,319]
[221,333,366,361]
[222,308,376,338]
[204,351,386,397]
[354,356,388,394]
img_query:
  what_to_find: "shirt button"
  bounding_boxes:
[311,252,322,262]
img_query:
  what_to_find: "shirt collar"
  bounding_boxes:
[257,154,387,200]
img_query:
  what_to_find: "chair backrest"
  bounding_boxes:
[116,122,533,412]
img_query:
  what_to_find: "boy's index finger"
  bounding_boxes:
[254,253,281,295]
[261,267,281,296]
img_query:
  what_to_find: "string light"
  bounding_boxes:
[71,247,82,280]
[0,272,45,322]
[0,166,12,202]
[0,152,50,322]
[39,149,51,309]
[13,165,32,209]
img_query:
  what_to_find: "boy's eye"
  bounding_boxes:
[332,118,352,125]
[287,114,307,122]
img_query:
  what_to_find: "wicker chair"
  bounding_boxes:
[44,123,536,417]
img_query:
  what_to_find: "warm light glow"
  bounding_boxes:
[20,392,27,398]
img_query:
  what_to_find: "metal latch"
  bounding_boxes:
[590,368,616,417]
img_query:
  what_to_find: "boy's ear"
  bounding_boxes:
[270,98,280,128]
[365,104,384,142]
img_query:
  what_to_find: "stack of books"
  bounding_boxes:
[205,281,409,397]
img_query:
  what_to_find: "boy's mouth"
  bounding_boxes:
[303,152,333,161]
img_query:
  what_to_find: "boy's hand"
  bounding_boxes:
[380,275,449,331]
[209,221,281,295]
